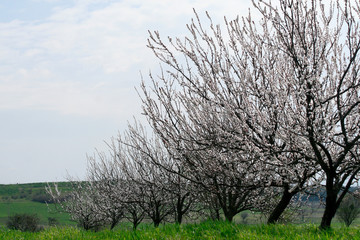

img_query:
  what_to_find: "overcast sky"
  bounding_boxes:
[0,0,254,184]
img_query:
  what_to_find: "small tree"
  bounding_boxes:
[241,212,249,224]
[46,181,105,231]
[48,217,58,226]
[6,213,41,232]
[86,152,126,230]
[123,192,145,230]
[337,194,360,227]
[119,122,197,225]
[116,135,174,227]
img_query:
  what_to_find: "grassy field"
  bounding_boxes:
[0,182,73,226]
[0,200,73,226]
[1,221,360,239]
[0,182,72,199]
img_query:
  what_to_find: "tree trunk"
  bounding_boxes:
[267,187,294,224]
[175,196,183,224]
[130,211,143,230]
[109,213,121,230]
[133,220,140,230]
[176,214,183,224]
[320,191,337,229]
[224,211,235,222]
[110,221,117,230]
[210,207,221,221]
[153,204,161,227]
[153,220,160,227]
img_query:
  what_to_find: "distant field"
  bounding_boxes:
[0,200,73,226]
[0,182,73,226]
[0,182,72,199]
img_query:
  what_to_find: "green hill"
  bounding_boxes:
[0,182,73,226]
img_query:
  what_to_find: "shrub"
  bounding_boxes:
[48,217,58,226]
[241,212,249,224]
[6,213,41,232]
[337,195,360,227]
[31,193,53,203]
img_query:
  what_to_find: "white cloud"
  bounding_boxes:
[0,79,140,118]
[0,0,254,119]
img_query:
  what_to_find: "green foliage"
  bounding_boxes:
[240,212,249,224]
[337,195,360,227]
[6,213,41,232]
[1,222,360,239]
[31,193,53,203]
[48,217,58,226]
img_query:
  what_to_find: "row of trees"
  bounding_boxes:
[48,0,360,230]
[47,122,302,230]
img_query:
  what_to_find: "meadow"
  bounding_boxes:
[0,182,72,226]
[1,221,360,240]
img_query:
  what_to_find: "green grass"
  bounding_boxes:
[0,182,73,226]
[0,200,73,226]
[1,221,360,240]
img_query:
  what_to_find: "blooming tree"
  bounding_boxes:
[141,0,360,229]
[46,180,105,230]
[117,122,197,225]
[86,151,126,230]
[88,150,146,230]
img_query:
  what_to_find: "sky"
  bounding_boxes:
[0,0,254,184]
